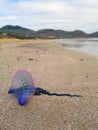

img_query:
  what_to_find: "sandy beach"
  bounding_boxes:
[0,39,98,130]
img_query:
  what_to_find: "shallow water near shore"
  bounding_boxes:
[54,38,98,56]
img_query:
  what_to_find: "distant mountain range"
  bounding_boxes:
[0,25,98,39]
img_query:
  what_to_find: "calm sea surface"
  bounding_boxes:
[54,38,98,56]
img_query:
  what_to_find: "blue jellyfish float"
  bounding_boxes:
[8,70,36,106]
[8,70,83,106]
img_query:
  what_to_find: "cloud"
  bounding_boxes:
[0,0,98,32]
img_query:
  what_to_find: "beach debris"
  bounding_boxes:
[28,58,34,60]
[7,65,9,67]
[80,58,84,61]
[16,57,22,60]
[8,70,36,106]
[17,58,20,60]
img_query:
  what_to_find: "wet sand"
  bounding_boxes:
[0,39,98,130]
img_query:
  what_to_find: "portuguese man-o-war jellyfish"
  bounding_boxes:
[8,70,83,106]
[8,70,36,106]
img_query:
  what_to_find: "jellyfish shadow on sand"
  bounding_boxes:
[34,87,83,97]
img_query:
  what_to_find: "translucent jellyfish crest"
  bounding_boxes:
[8,70,36,105]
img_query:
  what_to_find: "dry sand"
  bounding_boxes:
[0,39,98,130]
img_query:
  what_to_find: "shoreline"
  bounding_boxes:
[53,38,98,56]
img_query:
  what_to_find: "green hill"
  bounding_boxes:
[36,29,88,39]
[0,25,36,39]
[0,25,98,39]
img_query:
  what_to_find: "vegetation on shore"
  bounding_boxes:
[0,25,98,39]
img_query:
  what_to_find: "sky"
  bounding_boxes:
[0,0,98,33]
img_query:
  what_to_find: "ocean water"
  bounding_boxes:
[54,38,98,56]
